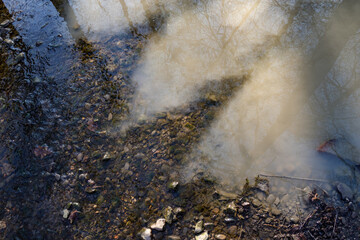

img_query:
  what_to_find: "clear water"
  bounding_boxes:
[66,0,360,188]
[4,0,360,202]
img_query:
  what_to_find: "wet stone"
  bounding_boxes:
[195,231,209,240]
[194,220,204,234]
[4,39,14,46]
[151,218,166,231]
[252,198,262,207]
[225,201,237,214]
[167,236,181,240]
[0,20,11,27]
[163,206,173,224]
[85,187,96,194]
[63,209,70,219]
[167,181,179,191]
[173,207,185,220]
[102,152,114,161]
[337,183,353,200]
[267,194,276,205]
[204,222,215,231]
[139,228,151,240]
[104,94,111,100]
[281,194,290,205]
[85,103,91,109]
[79,173,88,180]
[212,207,220,214]
[123,162,130,171]
[67,202,81,210]
[302,186,312,203]
[227,225,237,235]
[215,234,226,240]
[0,221,6,230]
[271,207,281,216]
[54,173,61,181]
[290,215,299,224]
[72,23,80,30]
[256,180,269,193]
[224,217,236,223]
[76,152,84,161]
[15,52,25,63]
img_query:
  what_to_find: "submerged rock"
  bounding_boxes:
[62,209,70,219]
[215,234,226,240]
[271,207,281,216]
[194,220,204,234]
[167,181,179,191]
[167,236,181,240]
[173,207,185,220]
[227,226,237,235]
[224,217,236,223]
[195,231,209,240]
[266,194,276,205]
[225,201,237,214]
[151,218,166,231]
[0,221,6,230]
[139,228,151,240]
[290,215,299,224]
[337,183,353,200]
[252,198,262,207]
[163,206,173,224]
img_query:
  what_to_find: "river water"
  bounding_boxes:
[1,0,360,239]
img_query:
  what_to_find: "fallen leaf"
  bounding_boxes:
[87,119,97,132]
[69,210,80,224]
[34,145,52,159]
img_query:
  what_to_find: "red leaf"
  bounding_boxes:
[316,139,337,154]
[34,145,52,159]
[87,119,97,132]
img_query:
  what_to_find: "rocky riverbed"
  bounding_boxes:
[1,1,360,239]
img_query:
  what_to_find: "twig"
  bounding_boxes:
[308,230,317,240]
[300,208,318,230]
[259,174,329,183]
[264,223,278,228]
[238,225,243,239]
[313,183,329,197]
[332,210,338,237]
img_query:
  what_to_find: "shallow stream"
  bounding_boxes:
[1,0,360,239]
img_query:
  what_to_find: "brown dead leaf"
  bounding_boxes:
[34,145,52,159]
[87,119,97,132]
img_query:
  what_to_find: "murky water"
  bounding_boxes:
[2,0,360,238]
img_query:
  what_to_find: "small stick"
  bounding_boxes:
[332,210,338,237]
[300,208,318,230]
[238,225,243,239]
[259,174,329,183]
[263,223,278,228]
[308,231,317,240]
